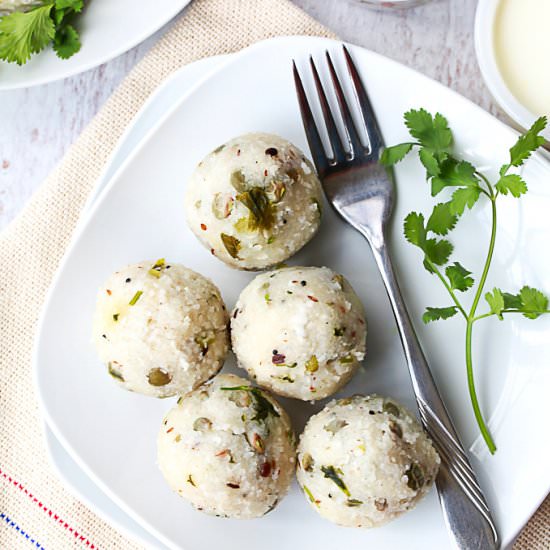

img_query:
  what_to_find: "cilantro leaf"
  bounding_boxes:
[449,186,481,216]
[52,8,65,25]
[404,109,452,151]
[485,287,548,319]
[431,158,479,196]
[404,212,452,267]
[422,306,458,323]
[53,23,80,59]
[426,202,457,236]
[52,0,83,27]
[502,292,522,309]
[0,5,55,65]
[446,262,474,292]
[519,286,549,319]
[419,147,441,177]
[485,288,505,319]
[509,117,547,167]
[424,238,453,266]
[380,143,413,166]
[404,109,435,142]
[495,174,527,197]
[55,0,84,10]
[403,212,426,248]
[432,113,453,148]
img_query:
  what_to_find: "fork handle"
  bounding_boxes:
[367,238,499,550]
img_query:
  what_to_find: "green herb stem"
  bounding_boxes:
[474,171,495,198]
[465,320,496,454]
[470,197,498,317]
[473,309,550,322]
[465,196,498,454]
[426,259,468,319]
[472,312,495,322]
[478,188,492,199]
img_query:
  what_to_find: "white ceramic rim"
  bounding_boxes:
[43,422,165,549]
[0,1,191,90]
[474,0,548,138]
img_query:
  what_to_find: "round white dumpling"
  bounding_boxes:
[296,395,440,528]
[184,133,323,270]
[92,260,229,397]
[157,373,296,518]
[231,266,367,401]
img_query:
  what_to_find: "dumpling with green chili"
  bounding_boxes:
[157,373,296,518]
[92,260,229,397]
[231,266,367,400]
[296,395,440,528]
[184,133,323,270]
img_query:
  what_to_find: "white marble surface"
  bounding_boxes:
[0,0,503,231]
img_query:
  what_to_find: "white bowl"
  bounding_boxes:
[474,0,550,140]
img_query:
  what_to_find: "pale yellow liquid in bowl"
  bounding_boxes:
[494,0,550,117]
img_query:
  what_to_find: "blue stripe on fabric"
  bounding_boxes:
[0,511,45,549]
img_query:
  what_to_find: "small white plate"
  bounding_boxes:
[35,36,550,550]
[42,54,229,550]
[0,0,191,90]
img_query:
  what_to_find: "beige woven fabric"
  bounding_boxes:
[515,498,550,549]
[0,0,547,548]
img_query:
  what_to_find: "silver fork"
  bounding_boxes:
[293,46,499,550]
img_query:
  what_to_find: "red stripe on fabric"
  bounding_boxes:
[0,466,98,549]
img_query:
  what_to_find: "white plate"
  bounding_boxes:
[34,36,550,550]
[42,54,230,550]
[0,0,191,90]
[83,54,229,212]
[44,426,165,549]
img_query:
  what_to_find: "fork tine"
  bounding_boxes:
[293,61,329,176]
[342,45,384,153]
[325,50,365,159]
[309,56,347,163]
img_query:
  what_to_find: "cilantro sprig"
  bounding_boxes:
[0,0,83,65]
[382,110,549,454]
